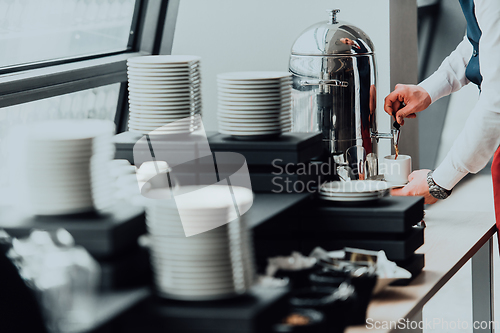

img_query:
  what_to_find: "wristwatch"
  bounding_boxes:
[427,171,452,200]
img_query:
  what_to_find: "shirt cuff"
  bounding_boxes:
[432,157,468,190]
[418,72,450,104]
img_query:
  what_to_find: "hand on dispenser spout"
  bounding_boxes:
[384,84,432,125]
[391,169,438,204]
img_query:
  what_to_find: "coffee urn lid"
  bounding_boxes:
[291,9,375,56]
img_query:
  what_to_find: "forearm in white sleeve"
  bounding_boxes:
[418,36,472,104]
[432,0,500,190]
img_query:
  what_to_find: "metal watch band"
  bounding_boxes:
[427,171,452,200]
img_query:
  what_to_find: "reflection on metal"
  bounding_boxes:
[417,0,440,8]
[289,9,392,180]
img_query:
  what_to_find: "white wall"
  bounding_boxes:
[435,84,480,166]
[172,0,417,160]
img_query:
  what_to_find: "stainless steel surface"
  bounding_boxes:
[472,238,494,333]
[299,79,348,87]
[371,129,400,141]
[366,153,378,180]
[393,129,401,146]
[290,9,375,56]
[346,145,366,180]
[290,9,387,180]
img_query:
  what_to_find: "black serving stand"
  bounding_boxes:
[115,287,290,333]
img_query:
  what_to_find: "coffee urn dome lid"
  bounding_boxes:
[291,9,375,56]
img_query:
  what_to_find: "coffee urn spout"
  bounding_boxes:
[392,128,401,146]
[370,129,399,143]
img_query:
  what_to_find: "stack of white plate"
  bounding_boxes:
[11,120,115,215]
[127,55,202,135]
[319,180,390,202]
[146,185,255,301]
[217,71,292,138]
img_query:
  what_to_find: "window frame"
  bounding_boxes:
[0,0,181,134]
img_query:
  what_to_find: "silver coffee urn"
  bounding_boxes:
[289,9,396,181]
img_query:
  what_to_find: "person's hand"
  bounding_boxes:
[384,84,432,125]
[391,169,438,204]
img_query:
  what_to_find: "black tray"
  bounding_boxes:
[116,287,290,333]
[0,203,146,259]
[300,196,424,234]
[113,131,220,165]
[300,226,425,262]
[208,132,323,166]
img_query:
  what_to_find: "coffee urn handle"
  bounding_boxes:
[328,9,340,24]
[299,79,348,87]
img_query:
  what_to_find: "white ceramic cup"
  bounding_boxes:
[382,155,412,185]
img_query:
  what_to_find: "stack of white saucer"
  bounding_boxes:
[127,55,202,135]
[11,120,115,215]
[319,180,391,203]
[146,185,255,301]
[217,71,292,138]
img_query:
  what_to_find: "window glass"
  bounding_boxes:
[0,0,137,68]
[0,83,121,189]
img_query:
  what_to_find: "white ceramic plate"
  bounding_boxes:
[217,108,287,115]
[320,180,391,194]
[128,72,201,80]
[131,120,195,127]
[129,91,193,97]
[127,68,199,74]
[129,112,194,119]
[129,96,196,103]
[129,104,197,111]
[129,129,193,135]
[217,116,288,124]
[318,194,385,202]
[218,98,291,107]
[128,75,201,83]
[127,55,201,65]
[218,94,291,102]
[128,83,201,91]
[217,82,291,90]
[127,77,197,85]
[128,80,201,86]
[129,100,200,107]
[127,68,199,75]
[128,125,192,132]
[218,104,291,111]
[217,78,292,86]
[217,89,290,96]
[128,121,194,129]
[127,62,199,69]
[218,121,290,128]
[219,129,283,135]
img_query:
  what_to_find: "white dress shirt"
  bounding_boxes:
[418,0,500,190]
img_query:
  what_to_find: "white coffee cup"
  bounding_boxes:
[382,155,412,185]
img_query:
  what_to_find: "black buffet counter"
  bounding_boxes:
[0,131,426,333]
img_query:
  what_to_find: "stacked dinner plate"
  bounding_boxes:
[319,180,390,202]
[127,55,202,135]
[217,71,292,138]
[146,185,255,301]
[10,120,115,215]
